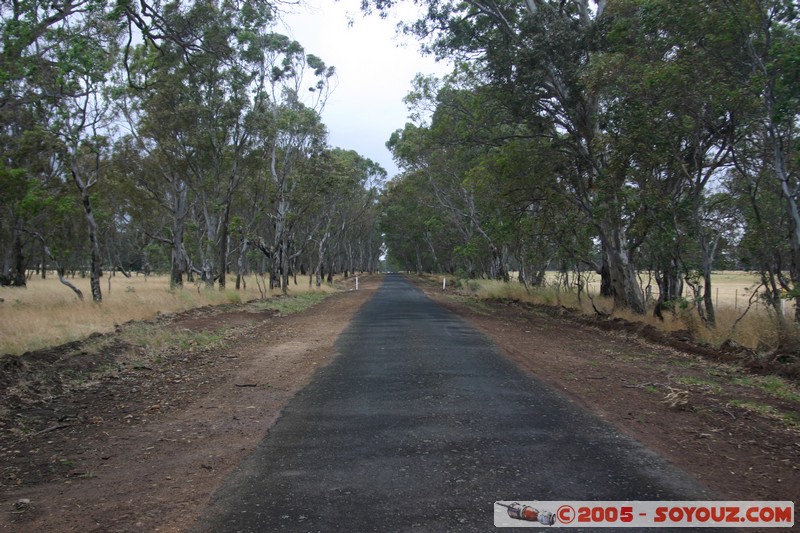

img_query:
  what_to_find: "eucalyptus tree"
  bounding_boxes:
[729,159,793,318]
[387,71,586,281]
[118,1,333,293]
[120,1,268,288]
[364,0,658,310]
[0,0,247,294]
[109,131,189,283]
[1,0,125,300]
[572,0,794,324]
[386,122,484,275]
[0,108,60,286]
[257,38,334,291]
[588,0,753,324]
[723,0,800,319]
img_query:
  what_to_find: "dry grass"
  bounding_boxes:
[0,273,341,355]
[439,271,788,351]
[541,270,765,310]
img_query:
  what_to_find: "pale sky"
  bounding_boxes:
[280,0,449,178]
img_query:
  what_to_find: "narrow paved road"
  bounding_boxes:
[193,275,711,532]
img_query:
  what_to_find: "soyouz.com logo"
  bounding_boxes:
[494,501,795,528]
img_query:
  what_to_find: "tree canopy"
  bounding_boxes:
[1,0,385,299]
[375,0,799,325]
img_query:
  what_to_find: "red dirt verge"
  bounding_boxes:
[0,277,379,533]
[411,276,800,506]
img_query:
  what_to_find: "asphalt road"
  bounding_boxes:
[192,274,713,532]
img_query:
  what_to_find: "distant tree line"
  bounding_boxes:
[375,0,799,326]
[1,0,385,301]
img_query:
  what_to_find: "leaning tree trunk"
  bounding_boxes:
[28,231,83,300]
[71,166,102,302]
[772,124,800,322]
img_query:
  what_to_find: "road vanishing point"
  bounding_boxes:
[192,274,712,532]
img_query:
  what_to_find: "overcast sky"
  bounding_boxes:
[280,0,449,178]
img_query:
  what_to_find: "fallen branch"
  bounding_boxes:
[29,424,71,438]
[622,381,668,389]
[23,230,84,300]
[662,387,690,409]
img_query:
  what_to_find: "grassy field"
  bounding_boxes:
[441,271,787,350]
[0,273,342,355]
[581,270,766,310]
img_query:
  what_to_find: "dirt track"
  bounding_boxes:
[1,273,798,532]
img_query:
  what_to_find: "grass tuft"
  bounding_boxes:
[727,400,800,430]
[732,375,800,403]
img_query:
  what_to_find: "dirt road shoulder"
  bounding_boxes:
[411,276,800,504]
[1,276,381,533]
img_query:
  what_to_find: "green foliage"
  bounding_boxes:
[372,0,800,322]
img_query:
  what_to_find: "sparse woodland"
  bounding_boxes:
[1,0,800,337]
[1,0,385,302]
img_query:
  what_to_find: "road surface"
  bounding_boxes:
[192,275,712,532]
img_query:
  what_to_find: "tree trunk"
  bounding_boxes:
[72,166,102,302]
[597,221,645,313]
[281,236,290,295]
[653,257,682,319]
[315,233,329,288]
[272,196,289,291]
[598,254,612,297]
[171,182,188,288]
[772,127,800,321]
[699,232,718,327]
[218,201,232,290]
[9,217,27,286]
[235,238,248,290]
